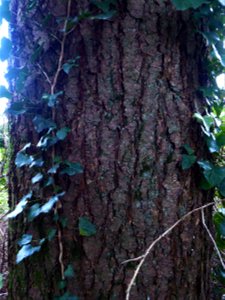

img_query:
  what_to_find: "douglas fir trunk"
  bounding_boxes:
[8,0,212,299]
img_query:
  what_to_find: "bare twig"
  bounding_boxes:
[124,202,214,300]
[50,0,72,281]
[36,63,52,87]
[201,208,225,270]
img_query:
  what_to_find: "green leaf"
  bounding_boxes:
[0,85,11,99]
[79,217,97,237]
[0,37,12,61]
[55,292,79,300]
[58,280,67,290]
[206,137,220,153]
[204,166,225,187]
[60,162,83,176]
[31,173,43,184]
[6,102,27,115]
[16,244,41,263]
[218,179,225,196]
[30,158,44,168]
[181,154,197,170]
[62,58,80,74]
[183,144,194,155]
[199,176,214,190]
[197,160,212,171]
[40,195,60,214]
[47,228,57,241]
[0,273,3,289]
[15,152,34,167]
[33,116,56,133]
[213,41,225,67]
[30,192,65,218]
[44,177,54,187]
[91,10,116,20]
[56,127,71,140]
[48,164,60,174]
[28,203,41,221]
[7,192,32,219]
[171,0,208,10]
[0,0,11,24]
[214,212,225,237]
[91,0,117,12]
[42,91,63,107]
[64,264,75,278]
[37,135,58,149]
[18,234,32,246]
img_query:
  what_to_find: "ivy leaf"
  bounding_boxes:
[91,0,117,12]
[0,0,11,24]
[203,166,225,187]
[91,10,116,20]
[37,135,58,149]
[62,58,80,74]
[6,102,27,115]
[47,228,57,241]
[42,91,63,107]
[16,244,41,263]
[206,137,220,153]
[214,212,225,238]
[18,234,32,246]
[40,195,60,214]
[7,192,32,219]
[0,85,11,99]
[28,204,41,221]
[55,293,79,300]
[79,217,97,237]
[44,177,54,187]
[40,192,65,214]
[60,162,83,176]
[64,264,75,278]
[31,173,43,184]
[197,160,212,171]
[183,144,194,155]
[56,127,71,140]
[213,41,225,67]
[48,164,60,174]
[181,154,197,170]
[0,37,12,61]
[0,273,3,289]
[218,178,225,196]
[15,152,34,167]
[171,0,208,10]
[30,158,44,168]
[33,116,56,133]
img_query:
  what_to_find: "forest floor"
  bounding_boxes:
[0,215,7,300]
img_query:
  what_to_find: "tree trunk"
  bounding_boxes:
[8,0,212,299]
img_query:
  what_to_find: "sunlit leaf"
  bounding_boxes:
[18,234,32,246]
[15,152,34,167]
[0,85,11,99]
[0,37,12,61]
[31,173,43,184]
[16,244,41,263]
[7,192,32,219]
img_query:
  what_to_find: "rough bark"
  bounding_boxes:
[8,0,212,299]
